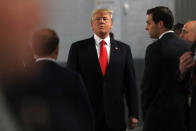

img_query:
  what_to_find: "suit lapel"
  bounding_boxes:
[105,38,119,78]
[87,37,103,78]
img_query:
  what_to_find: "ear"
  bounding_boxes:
[110,21,113,29]
[54,46,59,55]
[158,21,164,29]
[91,21,94,28]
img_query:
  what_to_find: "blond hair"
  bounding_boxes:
[91,8,113,21]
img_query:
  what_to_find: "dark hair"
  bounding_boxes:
[147,6,174,30]
[173,23,184,36]
[32,28,59,57]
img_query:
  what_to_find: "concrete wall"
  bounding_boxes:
[175,0,196,24]
[40,0,94,62]
[121,0,175,59]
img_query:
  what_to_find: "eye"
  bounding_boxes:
[96,18,101,21]
[103,17,108,21]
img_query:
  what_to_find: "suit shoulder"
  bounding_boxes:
[176,38,190,48]
[114,40,131,49]
[160,34,190,50]
[63,67,79,76]
[59,66,81,79]
[71,37,92,48]
[146,40,160,51]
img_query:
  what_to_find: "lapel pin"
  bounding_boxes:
[115,47,118,50]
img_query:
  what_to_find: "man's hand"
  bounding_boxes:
[128,117,138,130]
[179,51,195,75]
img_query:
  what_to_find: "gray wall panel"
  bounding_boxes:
[40,0,176,62]
[40,0,94,62]
[121,0,175,59]
[175,0,196,23]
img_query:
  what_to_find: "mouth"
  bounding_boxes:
[99,26,105,29]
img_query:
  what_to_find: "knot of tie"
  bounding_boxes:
[101,40,106,46]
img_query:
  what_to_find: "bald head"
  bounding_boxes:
[180,20,196,44]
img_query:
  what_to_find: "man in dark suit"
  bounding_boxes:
[141,6,190,131]
[67,8,139,131]
[178,20,196,131]
[5,28,95,131]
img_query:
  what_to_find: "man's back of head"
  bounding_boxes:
[145,6,174,39]
[147,6,174,30]
[32,28,59,60]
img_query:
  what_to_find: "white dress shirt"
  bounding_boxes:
[94,34,111,63]
[36,58,56,63]
[159,30,174,39]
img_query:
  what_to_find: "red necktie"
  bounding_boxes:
[99,40,108,76]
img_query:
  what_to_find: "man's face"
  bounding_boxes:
[180,23,196,44]
[145,14,160,39]
[91,12,113,39]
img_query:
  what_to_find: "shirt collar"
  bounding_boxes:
[94,33,110,46]
[36,58,56,63]
[159,30,174,39]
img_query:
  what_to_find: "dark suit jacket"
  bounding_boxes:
[67,36,139,130]
[184,41,196,131]
[177,41,196,131]
[191,77,196,131]
[180,70,196,131]
[141,32,190,131]
[5,60,95,131]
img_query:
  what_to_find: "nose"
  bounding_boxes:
[99,18,105,23]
